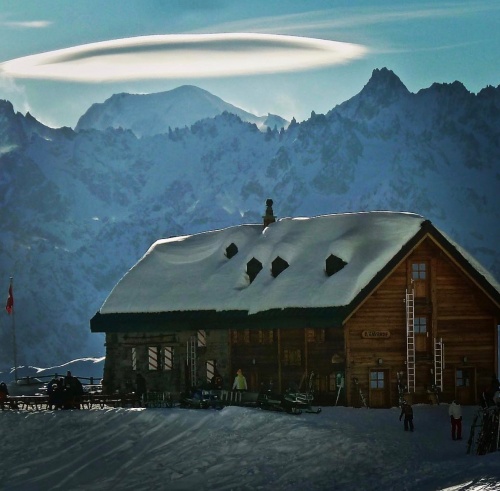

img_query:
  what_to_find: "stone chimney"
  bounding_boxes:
[263,198,276,228]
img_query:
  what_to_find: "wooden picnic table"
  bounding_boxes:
[2,393,142,411]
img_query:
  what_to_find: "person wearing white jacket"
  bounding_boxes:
[448,399,463,440]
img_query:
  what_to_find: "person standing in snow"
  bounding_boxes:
[211,370,223,390]
[0,381,9,410]
[448,399,462,440]
[63,371,77,409]
[47,377,58,410]
[135,373,147,404]
[399,400,414,431]
[232,369,247,391]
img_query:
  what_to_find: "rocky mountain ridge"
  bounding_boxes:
[0,67,498,366]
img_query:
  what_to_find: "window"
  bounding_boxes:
[231,330,251,344]
[131,347,137,371]
[329,373,336,392]
[456,369,470,387]
[148,346,174,371]
[243,329,250,344]
[206,360,216,384]
[412,263,426,280]
[329,373,344,392]
[163,347,174,371]
[148,347,159,371]
[325,254,347,277]
[258,330,274,344]
[271,256,289,277]
[306,328,325,343]
[414,317,427,334]
[370,371,385,389]
[283,349,302,366]
[225,243,238,259]
[197,330,206,348]
[247,258,263,283]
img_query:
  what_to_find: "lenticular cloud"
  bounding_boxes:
[0,33,367,82]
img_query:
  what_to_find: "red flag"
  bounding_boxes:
[5,282,13,314]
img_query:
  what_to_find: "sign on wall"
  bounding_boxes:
[361,330,391,339]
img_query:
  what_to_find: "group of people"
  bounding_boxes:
[47,371,84,410]
[399,398,463,440]
[208,368,248,391]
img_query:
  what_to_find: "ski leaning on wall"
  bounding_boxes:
[352,377,368,408]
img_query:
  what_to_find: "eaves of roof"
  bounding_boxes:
[90,219,500,334]
[90,306,348,333]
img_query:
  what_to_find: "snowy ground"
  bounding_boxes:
[0,403,499,491]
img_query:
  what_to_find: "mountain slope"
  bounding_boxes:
[75,85,288,136]
[0,68,498,366]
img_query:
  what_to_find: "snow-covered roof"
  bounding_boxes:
[100,211,427,315]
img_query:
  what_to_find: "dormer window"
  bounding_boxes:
[326,254,347,277]
[225,243,238,259]
[246,258,262,283]
[271,256,289,278]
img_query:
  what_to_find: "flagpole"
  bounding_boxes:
[8,277,18,381]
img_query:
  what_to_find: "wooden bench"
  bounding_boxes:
[82,394,142,409]
[6,395,50,411]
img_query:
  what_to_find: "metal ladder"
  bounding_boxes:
[187,335,197,387]
[434,337,444,392]
[405,288,415,393]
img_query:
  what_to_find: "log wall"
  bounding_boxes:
[345,236,498,407]
[102,237,498,407]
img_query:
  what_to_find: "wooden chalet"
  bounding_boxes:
[90,201,500,407]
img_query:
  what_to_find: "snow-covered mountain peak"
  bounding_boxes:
[75,85,289,137]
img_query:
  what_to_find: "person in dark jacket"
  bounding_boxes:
[211,370,223,390]
[63,371,84,409]
[136,373,147,403]
[0,381,9,410]
[50,378,65,410]
[47,377,58,410]
[399,401,414,431]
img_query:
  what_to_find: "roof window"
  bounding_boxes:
[325,254,347,277]
[271,256,289,278]
[246,258,263,283]
[225,243,238,259]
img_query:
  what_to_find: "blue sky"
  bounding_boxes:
[0,0,499,128]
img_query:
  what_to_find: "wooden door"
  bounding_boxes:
[411,262,428,298]
[456,368,476,405]
[369,369,390,408]
[248,371,259,392]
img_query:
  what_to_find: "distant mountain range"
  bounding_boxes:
[75,85,289,136]
[0,67,498,367]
